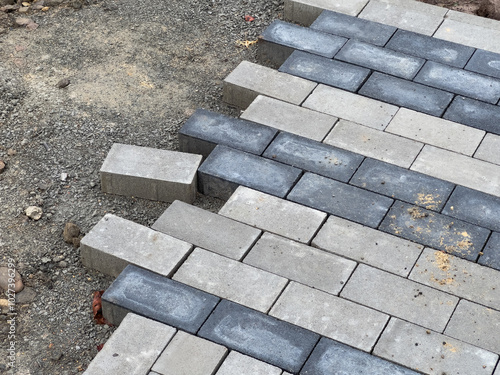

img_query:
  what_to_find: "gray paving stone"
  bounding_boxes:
[80,214,192,278]
[178,109,277,158]
[215,352,282,375]
[479,232,500,270]
[199,299,319,373]
[386,29,475,68]
[445,9,500,31]
[335,39,424,79]
[444,96,500,135]
[197,145,302,200]
[466,49,500,79]
[475,133,500,165]
[101,265,219,330]
[359,72,454,117]
[288,172,393,228]
[380,201,490,261]
[311,10,396,46]
[152,200,261,260]
[284,0,369,25]
[279,51,369,92]
[263,132,364,182]
[351,158,454,211]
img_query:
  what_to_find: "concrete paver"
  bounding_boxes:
[479,232,500,270]
[215,352,282,375]
[444,96,500,135]
[475,133,500,165]
[284,0,369,25]
[466,49,500,79]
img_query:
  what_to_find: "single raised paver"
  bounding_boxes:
[244,232,356,295]
[323,120,423,168]
[284,0,369,25]
[270,282,389,352]
[479,232,500,270]
[83,313,176,375]
[262,132,364,182]
[199,299,319,373]
[386,108,485,156]
[445,9,500,31]
[359,72,454,117]
[466,49,500,79]
[303,84,398,130]
[100,143,201,203]
[219,186,327,243]
[215,351,282,375]
[178,109,277,158]
[173,248,287,312]
[223,61,317,109]
[279,51,370,92]
[152,200,261,260]
[312,215,423,277]
[475,133,500,165]
[80,214,192,278]
[197,145,302,200]
[240,95,337,142]
[374,318,498,375]
[444,96,500,135]
[101,265,219,330]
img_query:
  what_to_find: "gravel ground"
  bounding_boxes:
[0,0,283,373]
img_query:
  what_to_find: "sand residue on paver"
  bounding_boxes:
[407,206,429,219]
[430,251,457,286]
[415,193,441,210]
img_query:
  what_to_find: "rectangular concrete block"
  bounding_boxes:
[466,49,500,79]
[215,351,282,375]
[479,232,500,270]
[219,186,327,243]
[445,8,500,31]
[444,96,500,135]
[80,214,192,278]
[284,0,369,25]
[100,143,202,203]
[475,133,500,165]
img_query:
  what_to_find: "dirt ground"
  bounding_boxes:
[419,0,483,14]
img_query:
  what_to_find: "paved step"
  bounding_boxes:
[284,0,369,25]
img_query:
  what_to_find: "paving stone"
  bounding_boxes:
[199,299,319,373]
[240,95,337,142]
[244,232,356,295]
[279,51,370,92]
[100,143,201,203]
[288,172,393,228]
[284,0,369,25]
[219,186,327,243]
[385,108,485,156]
[341,264,458,332]
[359,72,454,117]
[311,10,396,46]
[475,133,500,165]
[301,337,420,375]
[101,265,219,330]
[80,214,192,278]
[83,313,176,375]
[444,96,500,135]
[178,109,277,158]
[270,282,389,352]
[173,248,287,313]
[303,84,398,130]
[152,200,261,260]
[335,39,424,79]
[223,61,317,109]
[380,201,490,261]
[445,8,500,31]
[262,132,364,182]
[312,215,423,277]
[386,29,475,68]
[435,19,500,54]
[197,145,302,200]
[478,232,500,270]
[323,120,423,168]
[466,49,500,79]
[374,318,498,375]
[215,351,282,375]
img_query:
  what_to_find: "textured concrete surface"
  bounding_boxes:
[435,19,500,54]
[479,232,500,270]
[284,0,369,25]
[466,49,500,79]
[474,133,500,165]
[444,96,500,135]
[215,352,282,375]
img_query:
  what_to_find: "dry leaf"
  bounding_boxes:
[92,290,112,325]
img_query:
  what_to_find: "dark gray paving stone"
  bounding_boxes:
[310,10,396,47]
[288,172,393,228]
[301,337,419,375]
[478,232,500,270]
[442,186,500,232]
[414,61,500,104]
[380,201,490,261]
[101,265,219,332]
[351,158,454,211]
[359,72,454,116]
[386,29,475,68]
[199,299,319,373]
[263,132,364,182]
[335,39,425,80]
[178,109,277,158]
[279,50,370,92]
[444,96,500,135]
[197,145,302,200]
[466,49,500,79]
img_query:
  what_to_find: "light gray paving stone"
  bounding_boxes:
[446,9,500,32]
[83,313,176,375]
[173,248,287,313]
[374,318,498,375]
[100,143,201,203]
[341,264,458,332]
[152,200,261,260]
[219,186,327,243]
[270,282,389,352]
[284,0,369,25]
[324,120,423,168]
[223,61,317,109]
[80,214,192,278]
[240,95,337,142]
[215,351,282,375]
[303,84,398,130]
[244,232,356,295]
[475,133,500,165]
